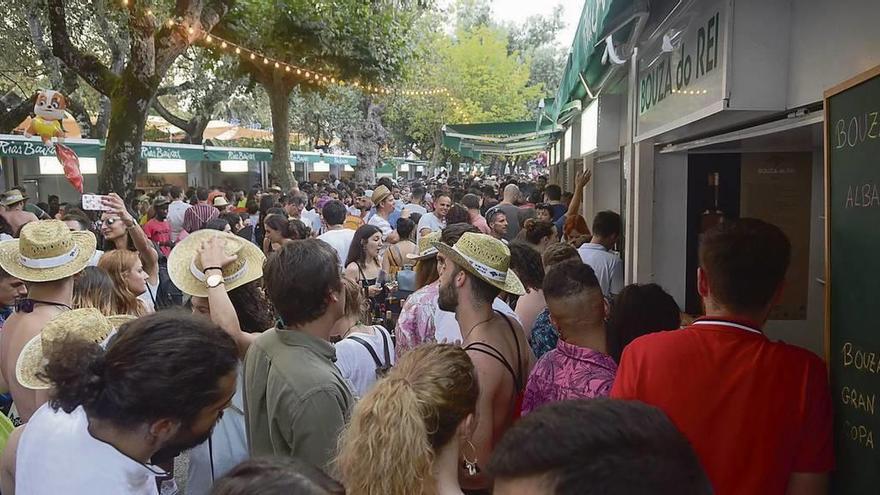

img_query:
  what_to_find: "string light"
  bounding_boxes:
[116,1,451,98]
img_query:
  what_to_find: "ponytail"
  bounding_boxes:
[42,338,106,414]
[337,377,434,495]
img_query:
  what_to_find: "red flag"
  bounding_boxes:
[55,143,83,193]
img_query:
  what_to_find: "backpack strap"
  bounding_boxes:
[347,329,390,370]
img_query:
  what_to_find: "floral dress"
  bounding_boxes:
[529,308,559,359]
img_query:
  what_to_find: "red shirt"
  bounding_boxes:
[143,218,172,257]
[611,318,833,495]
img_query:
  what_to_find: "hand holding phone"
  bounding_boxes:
[82,194,111,211]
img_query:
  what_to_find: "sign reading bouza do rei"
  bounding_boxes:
[636,0,728,138]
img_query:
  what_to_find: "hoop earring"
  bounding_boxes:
[462,439,480,476]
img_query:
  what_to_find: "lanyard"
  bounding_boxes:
[692,319,763,336]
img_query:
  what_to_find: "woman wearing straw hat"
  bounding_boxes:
[100,193,160,313]
[433,232,534,491]
[168,230,272,494]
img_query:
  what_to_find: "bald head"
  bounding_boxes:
[503,184,520,202]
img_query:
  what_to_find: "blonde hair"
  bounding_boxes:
[97,250,146,316]
[336,344,478,495]
[342,277,370,323]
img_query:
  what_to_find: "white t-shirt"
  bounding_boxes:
[335,326,396,399]
[416,213,446,243]
[301,209,323,235]
[187,368,248,495]
[137,279,160,314]
[368,214,393,240]
[167,200,190,242]
[577,243,624,298]
[88,249,105,267]
[403,203,427,216]
[16,405,161,494]
[317,229,356,268]
[434,298,522,344]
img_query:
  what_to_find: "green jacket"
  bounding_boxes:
[243,327,353,470]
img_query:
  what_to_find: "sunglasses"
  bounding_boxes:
[102,217,122,226]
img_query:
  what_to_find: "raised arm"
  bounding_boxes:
[198,235,257,358]
[103,193,159,285]
[565,169,592,218]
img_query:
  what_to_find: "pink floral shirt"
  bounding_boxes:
[521,339,617,415]
[394,281,441,356]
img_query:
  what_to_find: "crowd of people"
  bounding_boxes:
[0,170,833,495]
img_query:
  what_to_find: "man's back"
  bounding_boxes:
[167,200,190,242]
[244,327,352,469]
[577,243,623,298]
[0,309,59,421]
[611,320,833,495]
[317,229,355,269]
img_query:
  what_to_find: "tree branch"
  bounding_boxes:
[46,0,120,96]
[156,81,196,96]
[152,99,192,133]
[0,93,37,134]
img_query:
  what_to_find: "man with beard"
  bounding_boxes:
[8,311,238,494]
[434,233,535,491]
[143,196,173,257]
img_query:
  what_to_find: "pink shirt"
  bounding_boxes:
[469,211,491,234]
[521,340,617,415]
[394,281,440,356]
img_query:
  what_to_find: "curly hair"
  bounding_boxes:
[507,241,545,291]
[336,344,478,495]
[228,281,276,332]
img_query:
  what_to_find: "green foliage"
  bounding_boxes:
[289,85,362,149]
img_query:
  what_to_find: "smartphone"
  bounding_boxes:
[82,194,111,211]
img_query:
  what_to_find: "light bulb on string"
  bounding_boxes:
[187,27,195,35]
[250,53,256,60]
[285,66,290,72]
[274,62,280,68]
[235,47,240,54]
[206,35,213,43]
[166,19,174,27]
[263,58,269,64]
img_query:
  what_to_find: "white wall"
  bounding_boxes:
[787,0,880,108]
[593,157,621,214]
[650,152,688,308]
[15,157,102,203]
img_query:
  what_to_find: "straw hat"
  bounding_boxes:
[168,229,265,297]
[213,196,230,207]
[268,185,282,193]
[371,185,392,205]
[1,190,27,206]
[407,231,441,261]
[433,232,525,296]
[0,220,96,282]
[15,308,135,390]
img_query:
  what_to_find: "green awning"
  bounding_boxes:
[205,146,272,161]
[140,143,204,161]
[0,135,102,158]
[544,0,638,123]
[442,120,561,158]
[290,151,357,167]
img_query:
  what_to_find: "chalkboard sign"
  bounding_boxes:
[825,64,880,494]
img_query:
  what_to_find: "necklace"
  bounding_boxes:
[462,315,495,342]
[16,299,73,313]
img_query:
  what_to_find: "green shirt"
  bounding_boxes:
[243,327,353,469]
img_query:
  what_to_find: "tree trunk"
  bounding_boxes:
[266,78,295,190]
[98,76,151,200]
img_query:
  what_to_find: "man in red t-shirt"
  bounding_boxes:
[612,218,833,495]
[143,196,173,257]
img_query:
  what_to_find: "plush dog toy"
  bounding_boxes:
[24,90,68,145]
[23,89,83,192]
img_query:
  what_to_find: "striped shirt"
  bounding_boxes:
[182,203,219,233]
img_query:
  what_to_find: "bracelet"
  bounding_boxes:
[203,266,223,273]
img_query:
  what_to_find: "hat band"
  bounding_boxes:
[451,245,507,283]
[19,245,80,269]
[190,260,248,284]
[419,247,438,258]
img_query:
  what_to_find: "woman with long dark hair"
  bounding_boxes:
[344,225,384,311]
[607,284,681,363]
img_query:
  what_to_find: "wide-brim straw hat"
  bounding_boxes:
[433,232,525,296]
[407,231,441,261]
[371,185,392,205]
[0,220,96,282]
[1,190,27,206]
[213,196,230,207]
[168,230,265,298]
[15,309,135,390]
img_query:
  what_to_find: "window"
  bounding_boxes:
[147,159,186,174]
[220,160,248,173]
[39,156,97,175]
